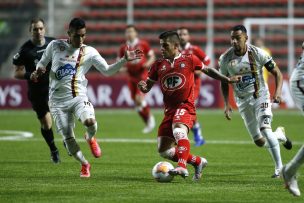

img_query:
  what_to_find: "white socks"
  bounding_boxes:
[73,151,88,165]
[261,128,283,170]
[285,146,304,176]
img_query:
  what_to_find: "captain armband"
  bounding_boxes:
[264,60,276,71]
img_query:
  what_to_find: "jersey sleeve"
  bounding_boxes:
[12,49,25,66]
[143,40,151,55]
[193,55,204,71]
[194,46,211,66]
[36,40,54,69]
[218,54,228,76]
[148,62,158,82]
[118,45,125,58]
[257,47,276,71]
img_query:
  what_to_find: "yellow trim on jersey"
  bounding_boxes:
[248,50,259,98]
[72,47,84,97]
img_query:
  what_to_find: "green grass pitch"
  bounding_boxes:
[0,109,303,203]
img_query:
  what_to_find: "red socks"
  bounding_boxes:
[138,106,150,124]
[167,145,202,168]
[177,139,190,168]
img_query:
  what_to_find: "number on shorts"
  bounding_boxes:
[175,108,186,116]
[84,101,91,106]
[260,102,269,109]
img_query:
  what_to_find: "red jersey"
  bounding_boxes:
[180,42,210,66]
[119,38,152,78]
[148,54,204,110]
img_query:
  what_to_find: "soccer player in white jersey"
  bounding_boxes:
[281,42,304,196]
[35,18,142,178]
[219,25,292,178]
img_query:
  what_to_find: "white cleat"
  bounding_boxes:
[169,167,189,178]
[142,115,155,134]
[193,157,208,181]
[281,166,301,197]
[275,126,292,150]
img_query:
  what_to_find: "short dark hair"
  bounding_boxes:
[177,27,188,31]
[29,17,44,31]
[126,24,137,31]
[69,18,86,30]
[159,30,180,44]
[231,25,247,34]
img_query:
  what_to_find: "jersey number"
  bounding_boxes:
[175,109,186,116]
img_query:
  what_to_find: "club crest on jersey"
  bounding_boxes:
[59,45,65,51]
[180,63,185,68]
[161,72,186,91]
[55,64,76,80]
[161,65,166,71]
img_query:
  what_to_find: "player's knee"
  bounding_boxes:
[254,138,265,147]
[172,127,188,142]
[159,148,175,159]
[64,137,80,155]
[84,118,96,127]
[259,116,272,131]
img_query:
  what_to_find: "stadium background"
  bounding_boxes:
[0,0,303,110]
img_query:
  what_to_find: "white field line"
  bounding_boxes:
[0,132,302,146]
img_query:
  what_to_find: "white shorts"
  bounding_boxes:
[290,79,304,113]
[238,95,273,141]
[49,96,95,139]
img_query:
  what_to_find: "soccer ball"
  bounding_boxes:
[152,161,174,183]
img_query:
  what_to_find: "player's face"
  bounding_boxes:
[160,38,177,59]
[177,29,190,45]
[231,30,247,52]
[68,28,86,48]
[125,27,137,41]
[30,21,45,41]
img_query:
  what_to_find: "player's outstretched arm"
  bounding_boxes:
[269,65,283,104]
[138,79,154,93]
[221,81,233,120]
[202,67,241,83]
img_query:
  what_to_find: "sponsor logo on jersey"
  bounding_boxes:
[160,65,166,71]
[236,75,256,90]
[59,45,65,51]
[55,64,76,80]
[161,72,186,91]
[180,63,185,68]
[13,53,20,60]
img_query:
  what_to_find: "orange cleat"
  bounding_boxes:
[85,135,102,158]
[80,163,91,178]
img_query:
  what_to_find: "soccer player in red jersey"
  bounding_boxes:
[177,27,210,146]
[119,25,156,134]
[138,31,241,180]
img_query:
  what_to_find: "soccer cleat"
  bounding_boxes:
[85,135,102,158]
[271,168,281,179]
[281,166,301,196]
[193,157,208,181]
[192,123,205,147]
[142,115,156,134]
[80,163,91,178]
[169,166,189,178]
[275,126,292,150]
[50,150,60,164]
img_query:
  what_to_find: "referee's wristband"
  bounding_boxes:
[24,72,31,80]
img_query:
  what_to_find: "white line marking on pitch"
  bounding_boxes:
[0,130,33,140]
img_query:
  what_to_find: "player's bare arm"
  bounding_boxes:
[220,81,233,120]
[202,67,241,83]
[124,48,144,61]
[268,64,283,103]
[143,50,156,68]
[138,79,154,93]
[14,65,38,82]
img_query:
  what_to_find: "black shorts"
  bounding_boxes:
[28,90,50,119]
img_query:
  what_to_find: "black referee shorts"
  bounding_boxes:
[28,91,50,119]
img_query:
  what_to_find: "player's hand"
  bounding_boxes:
[228,75,242,83]
[36,67,46,76]
[124,47,143,61]
[224,105,233,120]
[30,71,39,83]
[273,94,282,104]
[138,80,149,93]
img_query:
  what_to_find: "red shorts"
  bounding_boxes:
[128,72,148,100]
[158,103,196,139]
[193,75,201,101]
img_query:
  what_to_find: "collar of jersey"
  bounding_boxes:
[127,38,139,47]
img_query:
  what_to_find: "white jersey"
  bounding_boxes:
[36,39,126,102]
[219,44,273,105]
[290,51,304,82]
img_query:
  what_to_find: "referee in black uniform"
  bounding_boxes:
[13,18,60,163]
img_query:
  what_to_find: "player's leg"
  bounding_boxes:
[74,98,101,158]
[129,80,155,133]
[281,80,304,196]
[51,103,90,177]
[191,76,205,146]
[33,99,59,163]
